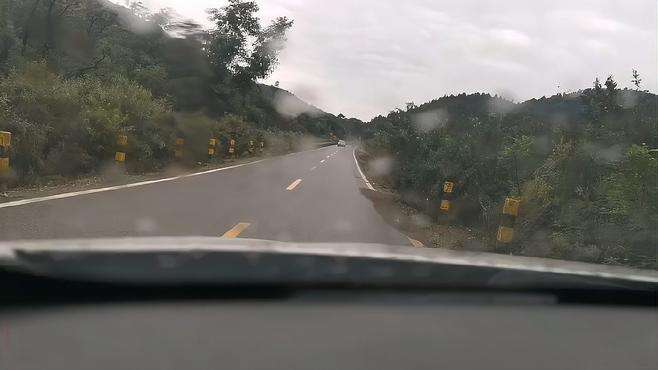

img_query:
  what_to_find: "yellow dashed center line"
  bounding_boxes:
[286,178,303,191]
[222,222,251,238]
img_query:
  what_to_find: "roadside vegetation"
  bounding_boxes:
[1,1,655,269]
[0,0,357,186]
[362,75,657,269]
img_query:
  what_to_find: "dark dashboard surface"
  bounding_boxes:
[1,291,656,370]
[1,238,656,369]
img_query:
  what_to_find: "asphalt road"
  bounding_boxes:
[0,146,409,245]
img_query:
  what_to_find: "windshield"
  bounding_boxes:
[0,0,656,276]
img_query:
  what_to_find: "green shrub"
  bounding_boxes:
[0,62,176,182]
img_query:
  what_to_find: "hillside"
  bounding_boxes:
[0,0,358,185]
[259,85,326,118]
[363,79,657,269]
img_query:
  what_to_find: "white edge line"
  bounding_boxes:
[352,149,375,190]
[1,145,335,209]
[0,159,266,209]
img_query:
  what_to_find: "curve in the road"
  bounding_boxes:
[0,146,409,246]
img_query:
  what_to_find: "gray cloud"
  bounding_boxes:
[117,0,657,120]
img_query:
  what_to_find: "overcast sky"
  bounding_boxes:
[116,0,657,120]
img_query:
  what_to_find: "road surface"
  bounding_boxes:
[0,146,409,245]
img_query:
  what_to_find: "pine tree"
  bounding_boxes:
[604,75,618,112]
[631,69,642,90]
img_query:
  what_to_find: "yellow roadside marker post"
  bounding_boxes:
[228,139,236,159]
[208,138,217,159]
[497,197,521,243]
[0,131,11,176]
[249,140,254,154]
[114,151,126,163]
[175,138,184,160]
[440,181,455,213]
[117,134,128,147]
[115,134,128,170]
[260,141,265,153]
[440,199,451,212]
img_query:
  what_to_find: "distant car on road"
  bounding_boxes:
[337,140,346,147]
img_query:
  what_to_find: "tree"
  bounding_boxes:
[0,0,17,73]
[632,69,642,90]
[128,1,149,19]
[248,16,293,80]
[604,75,619,112]
[600,144,658,267]
[604,75,617,92]
[82,0,119,46]
[406,102,417,111]
[593,77,602,91]
[500,135,540,195]
[206,0,292,86]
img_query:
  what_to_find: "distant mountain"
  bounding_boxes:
[394,88,657,130]
[258,85,328,119]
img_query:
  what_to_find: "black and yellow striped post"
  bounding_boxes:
[0,131,11,175]
[228,139,236,158]
[440,181,455,213]
[249,140,255,154]
[259,141,265,153]
[115,134,128,167]
[208,138,217,158]
[497,197,521,243]
[175,138,184,159]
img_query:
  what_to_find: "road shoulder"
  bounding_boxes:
[0,146,333,206]
[354,148,485,251]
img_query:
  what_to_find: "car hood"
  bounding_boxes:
[0,237,656,290]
